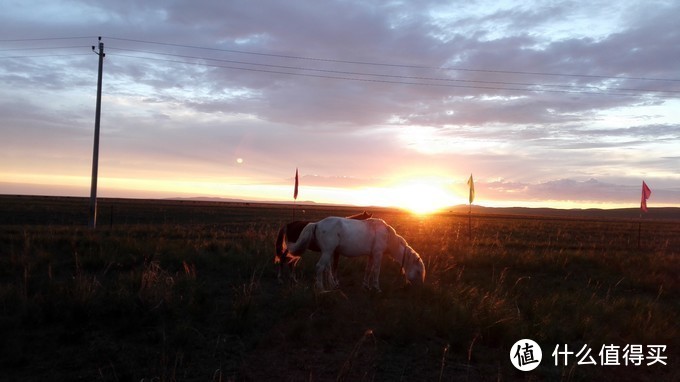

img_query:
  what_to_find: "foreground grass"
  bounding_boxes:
[0,199,678,381]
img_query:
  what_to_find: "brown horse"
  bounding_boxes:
[275,211,372,282]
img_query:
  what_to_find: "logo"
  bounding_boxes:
[510,339,542,371]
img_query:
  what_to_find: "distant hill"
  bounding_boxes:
[172,197,680,221]
[169,196,319,205]
[2,195,678,224]
[447,204,680,221]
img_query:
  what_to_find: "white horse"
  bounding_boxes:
[286,217,426,291]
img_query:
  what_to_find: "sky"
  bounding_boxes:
[1,0,679,212]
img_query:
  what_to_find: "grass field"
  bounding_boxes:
[0,195,678,381]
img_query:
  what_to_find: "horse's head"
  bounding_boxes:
[275,224,302,283]
[403,246,426,286]
[274,226,288,265]
[274,247,287,265]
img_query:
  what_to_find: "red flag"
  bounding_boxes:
[293,168,299,200]
[641,181,651,212]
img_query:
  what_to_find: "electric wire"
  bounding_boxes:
[0,37,93,59]
[104,36,680,83]
[0,53,92,59]
[105,46,680,96]
[0,45,90,52]
[1,36,678,98]
[0,36,96,42]
[104,50,678,98]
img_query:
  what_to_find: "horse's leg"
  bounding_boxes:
[366,232,386,292]
[370,251,383,292]
[328,269,339,290]
[331,251,340,288]
[287,255,299,284]
[363,256,374,290]
[316,251,333,290]
[315,261,326,291]
[326,252,340,290]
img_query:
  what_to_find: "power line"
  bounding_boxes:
[105,36,680,83]
[3,35,679,84]
[0,37,95,59]
[1,36,677,97]
[107,51,677,98]
[105,47,680,96]
[0,36,96,42]
[0,53,91,59]
[0,45,89,52]
[109,48,680,95]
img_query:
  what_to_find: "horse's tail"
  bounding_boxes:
[274,225,287,264]
[286,222,316,256]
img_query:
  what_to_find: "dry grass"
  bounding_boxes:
[0,196,678,381]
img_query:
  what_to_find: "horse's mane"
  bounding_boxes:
[380,220,402,253]
[346,211,372,220]
[382,221,420,266]
[285,220,312,242]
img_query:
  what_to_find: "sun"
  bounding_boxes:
[390,180,456,215]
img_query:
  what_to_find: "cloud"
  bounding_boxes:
[297,174,380,188]
[9,0,671,131]
[1,0,678,207]
[481,177,680,206]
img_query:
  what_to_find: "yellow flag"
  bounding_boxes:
[467,174,475,204]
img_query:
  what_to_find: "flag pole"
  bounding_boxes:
[293,168,299,221]
[637,212,641,250]
[468,201,472,240]
[638,181,651,250]
[467,174,474,241]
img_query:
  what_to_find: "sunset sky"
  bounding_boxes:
[1,0,679,212]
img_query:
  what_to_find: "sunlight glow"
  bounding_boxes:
[389,181,457,214]
[351,179,459,215]
[5,171,678,211]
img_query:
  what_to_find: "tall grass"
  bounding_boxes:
[0,201,678,381]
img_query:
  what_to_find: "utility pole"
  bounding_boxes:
[89,37,104,228]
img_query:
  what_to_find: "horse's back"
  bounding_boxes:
[315,217,387,256]
[316,216,375,232]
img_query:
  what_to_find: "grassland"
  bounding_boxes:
[0,195,678,381]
